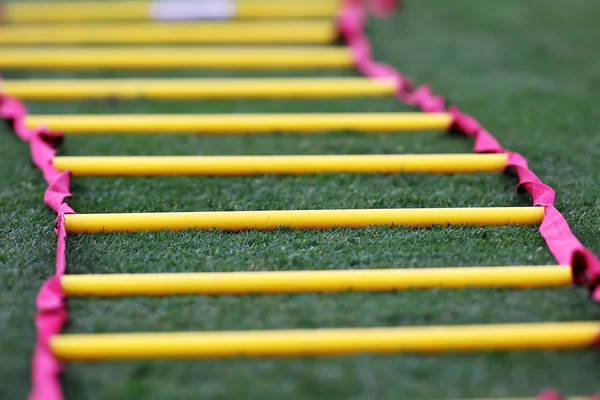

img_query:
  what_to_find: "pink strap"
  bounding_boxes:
[0,90,74,400]
[537,390,600,400]
[339,0,600,300]
[368,0,400,17]
[0,96,72,213]
[536,390,564,400]
[535,390,563,400]
[572,248,600,302]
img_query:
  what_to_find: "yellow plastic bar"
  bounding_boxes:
[53,154,509,177]
[3,1,340,23]
[63,207,545,234]
[26,113,453,134]
[0,47,353,71]
[0,78,396,101]
[0,21,337,45]
[61,266,572,297]
[50,322,600,360]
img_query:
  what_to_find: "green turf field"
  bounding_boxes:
[1,0,600,398]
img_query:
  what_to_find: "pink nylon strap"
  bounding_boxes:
[0,90,73,400]
[339,0,600,300]
[536,390,564,400]
[368,0,400,17]
[537,390,600,400]
[572,249,600,302]
[0,96,74,214]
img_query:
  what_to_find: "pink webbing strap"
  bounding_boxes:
[368,0,400,17]
[0,89,73,400]
[338,0,600,301]
[537,390,600,400]
[536,390,564,400]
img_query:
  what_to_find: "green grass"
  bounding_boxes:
[2,0,600,399]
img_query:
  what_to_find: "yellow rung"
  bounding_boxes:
[25,112,453,134]
[53,154,509,177]
[4,0,341,23]
[61,266,572,297]
[0,46,353,71]
[0,21,337,45]
[50,322,600,360]
[0,78,397,101]
[63,207,545,234]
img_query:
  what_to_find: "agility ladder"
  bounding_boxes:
[1,1,599,399]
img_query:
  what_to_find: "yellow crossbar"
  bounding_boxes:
[0,46,353,71]
[61,266,572,297]
[0,78,396,100]
[0,21,337,45]
[26,113,453,134]
[53,154,509,176]
[4,0,341,23]
[50,322,600,360]
[63,207,545,234]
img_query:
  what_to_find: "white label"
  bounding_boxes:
[151,0,236,20]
